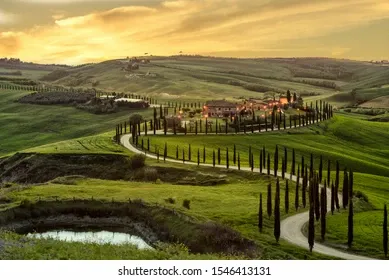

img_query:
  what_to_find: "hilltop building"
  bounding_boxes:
[203,100,237,117]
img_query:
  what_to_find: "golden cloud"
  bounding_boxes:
[2,0,389,63]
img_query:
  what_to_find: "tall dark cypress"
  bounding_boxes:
[267,153,271,176]
[384,204,388,258]
[302,169,307,208]
[274,178,281,243]
[342,169,349,209]
[331,181,335,215]
[274,145,279,177]
[258,193,263,233]
[188,144,192,161]
[212,150,215,167]
[217,148,221,165]
[291,148,296,176]
[327,160,331,190]
[238,153,241,170]
[320,186,327,241]
[147,138,150,151]
[315,174,320,221]
[176,145,178,159]
[267,183,272,218]
[308,203,315,252]
[319,155,323,183]
[295,165,300,211]
[281,157,285,179]
[263,146,266,168]
[301,156,305,178]
[197,148,200,166]
[335,160,340,210]
[203,146,206,163]
[184,122,187,135]
[349,169,353,200]
[348,197,354,248]
[285,179,289,214]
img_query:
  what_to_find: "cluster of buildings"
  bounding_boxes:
[202,97,289,118]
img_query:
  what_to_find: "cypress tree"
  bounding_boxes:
[188,144,191,161]
[331,181,335,215]
[281,157,285,179]
[302,168,307,208]
[274,178,281,243]
[267,183,272,218]
[226,148,229,169]
[197,148,200,166]
[205,118,208,134]
[182,148,185,163]
[384,204,388,258]
[267,153,271,175]
[163,118,167,135]
[195,120,198,135]
[310,153,313,178]
[274,145,278,177]
[285,179,289,214]
[203,146,206,163]
[147,138,150,151]
[315,174,320,221]
[327,160,331,190]
[263,146,266,168]
[238,153,241,170]
[258,193,263,232]
[213,150,216,167]
[284,147,288,173]
[308,203,315,252]
[348,197,354,248]
[291,148,295,176]
[319,155,323,183]
[184,122,187,135]
[320,186,327,241]
[176,145,178,159]
[217,148,221,165]
[342,169,349,209]
[233,144,236,164]
[335,160,340,210]
[141,138,144,150]
[295,166,300,211]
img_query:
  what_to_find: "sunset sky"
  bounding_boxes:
[1,0,388,65]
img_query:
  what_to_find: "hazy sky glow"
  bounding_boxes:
[0,0,388,64]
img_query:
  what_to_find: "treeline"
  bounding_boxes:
[0,71,22,76]
[0,77,37,86]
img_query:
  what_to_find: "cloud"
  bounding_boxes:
[2,0,389,63]
[0,32,22,54]
[0,10,16,25]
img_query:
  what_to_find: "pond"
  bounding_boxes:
[27,230,153,249]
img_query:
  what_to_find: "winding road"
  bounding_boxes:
[120,125,375,260]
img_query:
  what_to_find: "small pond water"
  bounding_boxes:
[27,230,152,249]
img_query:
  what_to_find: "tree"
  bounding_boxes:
[331,181,335,215]
[267,183,272,218]
[293,92,297,103]
[342,169,349,209]
[188,144,192,161]
[129,113,143,124]
[217,148,221,165]
[212,150,215,167]
[267,153,271,176]
[238,153,241,170]
[226,148,229,169]
[286,90,291,103]
[302,169,307,208]
[197,148,200,166]
[258,193,263,232]
[308,203,315,252]
[295,166,300,211]
[320,186,327,241]
[285,179,289,214]
[384,204,388,258]
[203,146,206,163]
[348,197,354,248]
[274,178,281,243]
[291,148,296,176]
[315,174,320,221]
[349,169,353,200]
[335,161,340,210]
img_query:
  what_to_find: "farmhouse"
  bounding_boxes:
[203,100,237,117]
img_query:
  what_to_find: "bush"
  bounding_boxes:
[129,114,144,124]
[155,178,162,184]
[130,154,146,169]
[355,191,369,202]
[164,197,176,204]
[183,199,191,209]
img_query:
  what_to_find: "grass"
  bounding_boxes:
[138,115,389,178]
[0,89,153,157]
[2,175,332,260]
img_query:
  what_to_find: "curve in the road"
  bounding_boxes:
[120,131,375,260]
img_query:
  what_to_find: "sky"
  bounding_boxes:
[0,0,388,65]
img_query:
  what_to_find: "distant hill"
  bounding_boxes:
[2,56,389,107]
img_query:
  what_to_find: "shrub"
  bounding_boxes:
[183,199,191,209]
[355,191,369,202]
[155,178,162,184]
[129,114,144,124]
[130,154,146,169]
[164,197,176,204]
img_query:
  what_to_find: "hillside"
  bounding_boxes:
[28,56,388,107]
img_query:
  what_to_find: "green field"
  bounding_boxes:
[0,89,152,157]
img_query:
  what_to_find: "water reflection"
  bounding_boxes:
[27,230,152,249]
